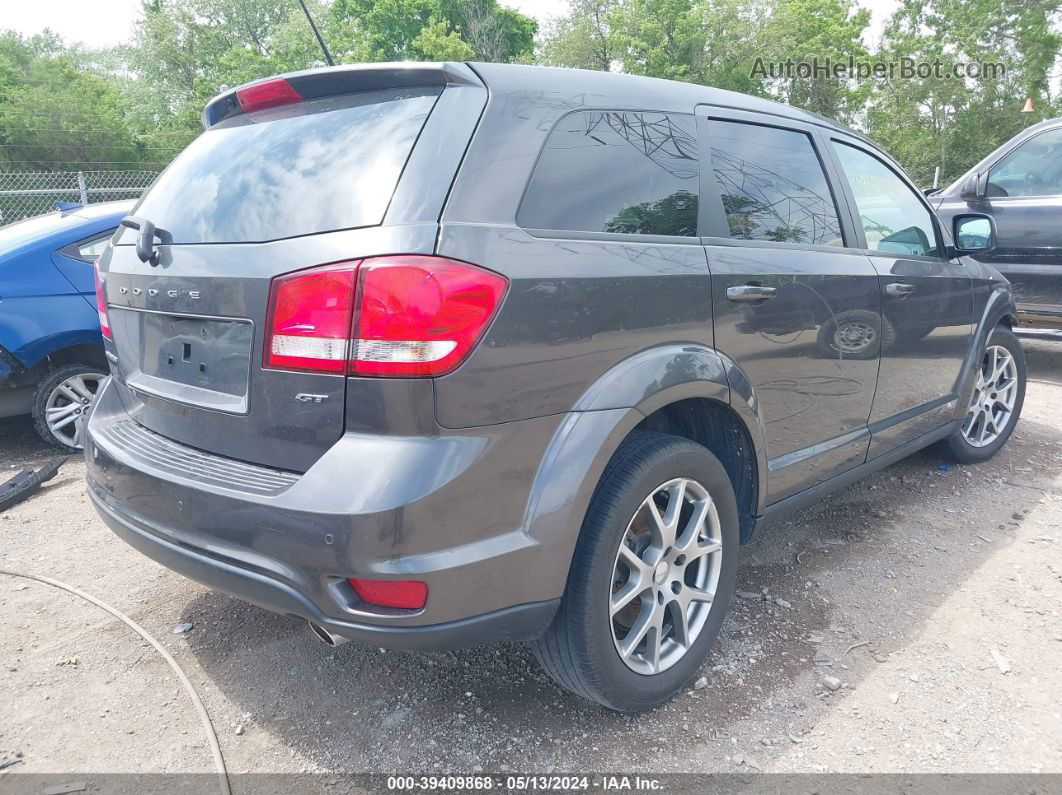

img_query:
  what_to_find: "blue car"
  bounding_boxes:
[0,201,132,449]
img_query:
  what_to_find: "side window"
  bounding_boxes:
[987,128,1062,197]
[76,232,114,262]
[706,120,844,246]
[519,110,699,237]
[833,142,939,258]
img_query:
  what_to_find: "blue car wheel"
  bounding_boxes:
[32,364,106,450]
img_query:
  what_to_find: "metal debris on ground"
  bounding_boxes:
[0,457,66,513]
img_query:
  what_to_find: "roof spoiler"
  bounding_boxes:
[201,61,482,129]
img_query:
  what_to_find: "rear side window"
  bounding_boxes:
[76,232,114,262]
[519,111,699,237]
[126,87,440,244]
[706,120,843,246]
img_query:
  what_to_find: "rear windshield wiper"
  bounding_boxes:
[121,216,171,266]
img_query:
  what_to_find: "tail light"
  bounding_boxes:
[94,262,112,340]
[349,578,428,609]
[265,264,357,373]
[264,256,507,377]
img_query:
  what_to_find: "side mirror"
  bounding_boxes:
[959,172,988,203]
[949,213,995,257]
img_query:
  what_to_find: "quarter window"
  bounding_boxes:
[987,128,1062,197]
[77,232,113,261]
[519,111,699,237]
[706,120,843,246]
[833,142,939,257]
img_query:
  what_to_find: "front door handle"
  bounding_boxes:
[727,285,777,302]
[885,282,916,298]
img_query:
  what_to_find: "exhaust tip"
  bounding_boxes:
[308,621,350,647]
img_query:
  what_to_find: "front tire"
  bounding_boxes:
[936,325,1025,464]
[531,431,739,711]
[32,364,107,451]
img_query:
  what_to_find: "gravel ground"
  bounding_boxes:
[1,339,1060,778]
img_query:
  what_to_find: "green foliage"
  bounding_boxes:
[413,19,476,60]
[0,0,535,172]
[0,32,150,169]
[541,0,1061,186]
[761,0,871,121]
[865,0,1062,187]
[0,0,1058,187]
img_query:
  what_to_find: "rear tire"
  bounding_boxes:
[32,363,106,451]
[531,431,739,711]
[936,325,1025,464]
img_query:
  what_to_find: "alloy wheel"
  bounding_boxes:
[961,344,1018,448]
[609,477,723,675]
[45,372,105,449]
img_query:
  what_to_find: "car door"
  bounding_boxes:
[968,125,1062,317]
[827,136,973,458]
[697,109,881,503]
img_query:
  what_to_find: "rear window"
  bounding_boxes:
[124,86,440,244]
[518,110,699,237]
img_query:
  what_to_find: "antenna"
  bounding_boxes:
[296,0,335,67]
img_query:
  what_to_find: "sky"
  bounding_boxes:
[4,0,897,50]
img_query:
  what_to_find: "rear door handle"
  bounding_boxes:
[885,282,915,298]
[727,285,777,302]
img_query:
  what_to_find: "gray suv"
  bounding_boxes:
[87,62,1025,711]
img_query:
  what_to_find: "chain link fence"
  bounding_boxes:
[0,170,159,227]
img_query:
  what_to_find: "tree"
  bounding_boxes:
[866,0,1061,187]
[539,0,623,72]
[761,0,871,122]
[412,19,476,60]
[540,0,772,94]
[0,33,151,170]
[331,0,534,62]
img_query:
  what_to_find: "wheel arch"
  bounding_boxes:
[521,344,767,602]
[952,284,1019,423]
[18,332,106,376]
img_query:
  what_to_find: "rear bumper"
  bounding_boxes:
[84,378,564,649]
[88,486,557,649]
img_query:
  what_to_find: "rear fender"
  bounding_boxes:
[521,344,767,601]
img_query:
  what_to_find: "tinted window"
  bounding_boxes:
[707,120,843,246]
[987,128,1062,197]
[833,142,939,257]
[127,87,440,244]
[519,111,698,237]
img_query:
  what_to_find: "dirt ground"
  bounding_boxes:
[1,339,1060,780]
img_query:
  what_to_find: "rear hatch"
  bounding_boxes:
[101,69,467,472]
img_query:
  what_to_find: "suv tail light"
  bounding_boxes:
[264,256,507,377]
[94,262,112,340]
